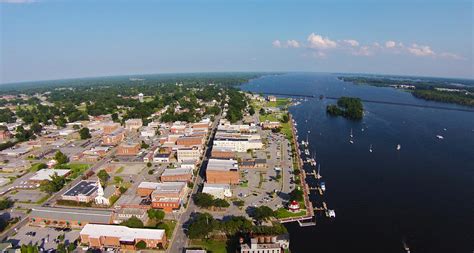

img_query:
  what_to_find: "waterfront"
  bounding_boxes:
[242,73,474,253]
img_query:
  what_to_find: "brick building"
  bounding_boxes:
[206,159,239,184]
[160,167,193,182]
[117,142,140,156]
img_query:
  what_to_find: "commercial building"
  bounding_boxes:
[102,122,121,134]
[29,207,113,228]
[117,142,140,156]
[80,224,166,250]
[176,136,204,147]
[206,159,239,184]
[240,235,290,253]
[202,183,232,199]
[153,152,172,163]
[261,121,281,130]
[177,147,201,163]
[240,159,267,170]
[102,128,125,146]
[137,182,188,212]
[213,138,263,152]
[125,118,143,131]
[211,147,235,159]
[112,208,148,224]
[160,167,193,182]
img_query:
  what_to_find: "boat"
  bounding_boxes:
[320,182,326,191]
[350,128,353,138]
[304,149,310,156]
[402,239,410,253]
[349,139,354,144]
[361,128,365,132]
[369,144,373,153]
[316,164,322,179]
[397,144,401,151]
[436,135,444,139]
[327,209,336,218]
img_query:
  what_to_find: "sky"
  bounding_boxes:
[0,0,472,84]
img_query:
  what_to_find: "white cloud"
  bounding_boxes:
[0,0,37,3]
[307,33,337,49]
[286,40,300,48]
[407,44,435,56]
[352,46,372,56]
[272,40,282,48]
[343,39,359,47]
[439,52,464,60]
[385,40,397,48]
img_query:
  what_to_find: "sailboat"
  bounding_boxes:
[369,144,373,153]
[316,164,322,179]
[350,128,353,138]
[397,144,401,151]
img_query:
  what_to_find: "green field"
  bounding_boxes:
[275,207,307,219]
[189,239,228,253]
[267,98,291,108]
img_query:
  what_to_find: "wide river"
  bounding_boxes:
[241,73,474,253]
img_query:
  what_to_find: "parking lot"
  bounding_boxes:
[9,225,79,251]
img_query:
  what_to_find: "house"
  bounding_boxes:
[125,119,143,131]
[80,224,167,250]
[206,159,239,184]
[202,183,232,199]
[160,167,193,182]
[29,206,113,228]
[117,142,140,156]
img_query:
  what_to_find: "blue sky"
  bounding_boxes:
[0,0,472,83]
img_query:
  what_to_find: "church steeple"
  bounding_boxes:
[97,178,104,197]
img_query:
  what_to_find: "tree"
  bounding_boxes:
[213,198,230,208]
[97,169,110,184]
[111,113,119,122]
[135,240,147,249]
[141,141,150,149]
[259,108,266,115]
[0,198,13,210]
[289,188,304,202]
[79,127,91,139]
[146,162,152,168]
[54,151,69,165]
[249,106,255,115]
[113,176,123,185]
[187,213,215,239]
[39,173,66,194]
[147,209,165,222]
[31,122,43,134]
[193,192,214,208]
[120,216,144,228]
[253,206,275,221]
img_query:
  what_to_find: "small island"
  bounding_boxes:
[326,96,364,120]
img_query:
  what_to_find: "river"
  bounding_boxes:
[241,73,474,253]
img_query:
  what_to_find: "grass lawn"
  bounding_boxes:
[189,239,228,253]
[275,208,307,219]
[29,163,46,172]
[57,163,90,179]
[267,98,291,108]
[259,113,280,122]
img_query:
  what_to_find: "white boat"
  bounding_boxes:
[304,149,310,156]
[350,128,353,138]
[327,209,336,218]
[349,139,354,144]
[369,144,373,153]
[397,144,401,151]
[320,182,326,191]
[436,135,444,139]
[316,164,322,179]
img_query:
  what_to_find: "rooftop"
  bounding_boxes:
[62,180,97,196]
[30,207,112,224]
[161,168,193,177]
[29,169,70,181]
[80,224,165,240]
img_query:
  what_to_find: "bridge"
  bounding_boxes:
[258,92,474,113]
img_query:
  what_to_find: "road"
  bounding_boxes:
[167,114,220,253]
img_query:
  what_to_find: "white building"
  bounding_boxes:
[202,183,232,199]
[213,138,263,152]
[176,147,202,163]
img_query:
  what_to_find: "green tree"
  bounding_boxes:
[97,169,110,184]
[147,209,165,222]
[0,198,13,210]
[113,176,123,185]
[253,206,275,221]
[249,106,255,115]
[135,240,147,249]
[289,188,304,202]
[187,213,215,239]
[193,192,214,208]
[79,127,91,139]
[39,173,66,194]
[120,216,144,228]
[54,151,69,165]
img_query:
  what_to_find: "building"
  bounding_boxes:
[102,128,125,146]
[0,129,12,141]
[261,121,281,130]
[112,208,148,224]
[61,180,98,203]
[176,136,204,147]
[153,152,172,163]
[141,126,156,138]
[240,159,267,170]
[95,180,119,206]
[125,118,143,131]
[177,147,202,163]
[150,182,188,212]
[211,147,235,159]
[102,122,121,134]
[240,235,290,253]
[213,138,263,152]
[267,95,277,102]
[202,183,232,199]
[29,169,70,184]
[117,142,140,156]
[0,146,32,157]
[80,224,167,250]
[29,207,113,228]
[206,159,239,184]
[0,160,29,173]
[160,167,193,182]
